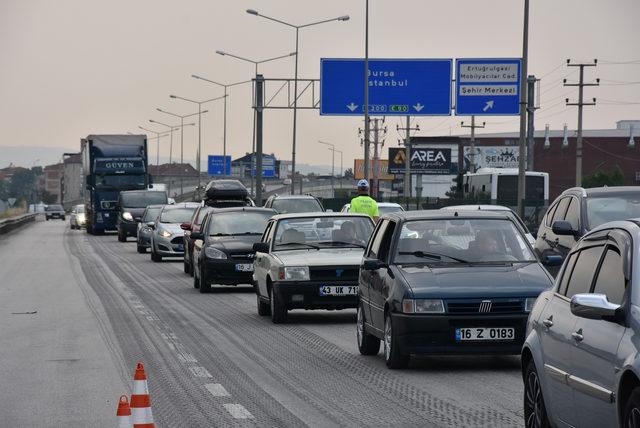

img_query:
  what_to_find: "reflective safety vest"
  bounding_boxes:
[350,195,379,218]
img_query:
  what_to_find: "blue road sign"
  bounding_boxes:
[252,154,275,178]
[208,155,231,176]
[320,58,452,116]
[455,58,522,116]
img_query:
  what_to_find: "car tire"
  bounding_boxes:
[524,359,551,428]
[137,245,145,254]
[623,387,640,428]
[117,229,126,242]
[61,216,66,221]
[150,246,162,262]
[384,314,409,369]
[184,260,190,274]
[357,304,380,355]
[257,294,271,316]
[189,255,194,277]
[193,268,200,289]
[46,217,50,221]
[270,287,287,324]
[199,268,211,293]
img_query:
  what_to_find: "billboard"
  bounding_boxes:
[354,159,394,180]
[388,147,454,175]
[463,146,520,170]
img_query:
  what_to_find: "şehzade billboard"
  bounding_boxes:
[388,147,453,175]
[463,146,520,169]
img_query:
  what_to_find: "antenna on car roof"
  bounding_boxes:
[454,211,459,217]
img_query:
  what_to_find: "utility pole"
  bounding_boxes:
[372,119,380,198]
[397,116,419,208]
[363,0,371,183]
[516,0,530,220]
[461,116,486,173]
[359,118,386,198]
[255,74,264,204]
[526,75,539,171]
[564,59,598,187]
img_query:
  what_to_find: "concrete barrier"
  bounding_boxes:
[0,213,38,235]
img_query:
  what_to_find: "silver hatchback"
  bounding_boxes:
[149,203,199,262]
[522,219,640,427]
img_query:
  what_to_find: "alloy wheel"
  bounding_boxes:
[384,317,392,362]
[627,407,640,428]
[356,306,364,348]
[525,369,544,428]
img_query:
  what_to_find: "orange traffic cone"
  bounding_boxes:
[130,362,155,428]
[116,395,133,428]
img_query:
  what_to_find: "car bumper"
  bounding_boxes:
[119,221,138,236]
[154,235,184,256]
[273,281,358,310]
[203,259,255,285]
[46,213,65,219]
[390,312,528,356]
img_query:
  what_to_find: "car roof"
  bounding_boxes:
[209,207,276,214]
[270,194,318,200]
[442,204,511,211]
[121,189,165,194]
[162,202,199,210]
[145,204,165,209]
[562,186,640,198]
[382,210,512,222]
[343,202,402,207]
[271,212,371,221]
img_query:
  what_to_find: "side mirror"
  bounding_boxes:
[180,223,192,231]
[191,232,204,241]
[362,258,386,270]
[552,220,577,236]
[570,293,621,321]
[542,255,564,267]
[146,222,155,229]
[253,242,270,253]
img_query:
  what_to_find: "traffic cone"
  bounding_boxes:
[116,395,133,428]
[130,362,155,428]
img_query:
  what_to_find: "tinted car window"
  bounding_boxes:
[558,252,578,295]
[551,198,570,224]
[592,248,626,305]
[564,246,603,297]
[368,220,389,259]
[378,221,396,262]
[586,194,640,229]
[46,205,64,211]
[271,199,323,214]
[160,208,196,223]
[207,212,273,236]
[142,207,162,222]
[564,197,580,230]
[545,202,559,227]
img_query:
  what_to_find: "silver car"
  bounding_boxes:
[253,213,375,323]
[149,203,199,262]
[522,219,640,427]
[69,204,86,229]
[136,204,164,253]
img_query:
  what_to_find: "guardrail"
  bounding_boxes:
[0,213,38,235]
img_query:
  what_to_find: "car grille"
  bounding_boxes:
[309,266,359,282]
[229,252,254,261]
[446,299,524,314]
[170,237,184,245]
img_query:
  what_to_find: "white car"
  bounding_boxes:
[340,202,405,216]
[252,213,375,323]
[440,205,536,246]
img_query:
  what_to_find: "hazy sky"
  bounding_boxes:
[1,0,639,168]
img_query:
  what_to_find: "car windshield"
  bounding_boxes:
[586,194,640,229]
[160,207,196,223]
[274,216,374,250]
[143,207,163,222]
[395,218,535,264]
[75,205,85,213]
[208,211,273,236]
[46,205,63,211]
[272,198,323,214]
[95,174,146,190]
[378,205,404,215]
[121,191,167,208]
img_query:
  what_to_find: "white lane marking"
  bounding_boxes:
[223,403,254,419]
[189,366,213,378]
[205,383,230,397]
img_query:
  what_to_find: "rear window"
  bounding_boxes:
[121,191,167,208]
[272,198,323,214]
[46,205,63,211]
[160,207,196,223]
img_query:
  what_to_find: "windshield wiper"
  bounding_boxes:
[317,240,366,249]
[230,232,262,236]
[210,233,232,236]
[277,242,320,250]
[398,251,470,264]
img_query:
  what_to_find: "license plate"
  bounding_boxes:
[319,285,358,296]
[235,263,254,272]
[455,327,515,342]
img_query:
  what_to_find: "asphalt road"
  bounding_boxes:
[0,220,526,427]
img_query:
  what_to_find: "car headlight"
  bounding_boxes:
[205,246,227,260]
[160,230,172,238]
[122,212,134,221]
[525,297,537,312]
[77,213,86,222]
[402,299,445,314]
[279,266,310,281]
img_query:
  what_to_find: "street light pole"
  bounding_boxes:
[215,50,295,196]
[246,9,349,194]
[516,0,530,219]
[318,141,336,197]
[335,149,344,189]
[191,75,251,177]
[364,0,370,183]
[139,125,164,166]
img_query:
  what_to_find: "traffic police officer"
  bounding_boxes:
[350,179,380,223]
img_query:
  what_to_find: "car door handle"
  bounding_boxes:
[542,317,554,328]
[572,329,584,342]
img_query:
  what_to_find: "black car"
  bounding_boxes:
[192,207,275,293]
[117,190,168,242]
[534,186,640,277]
[45,204,66,221]
[263,194,324,214]
[357,210,556,369]
[182,205,212,276]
